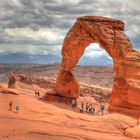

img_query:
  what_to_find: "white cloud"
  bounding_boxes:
[84,43,110,57]
[85,51,107,57]
[11,0,21,6]
[0,43,62,55]
[85,43,103,55]
[5,27,64,42]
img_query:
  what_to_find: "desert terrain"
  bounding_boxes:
[0,64,140,140]
[0,64,114,88]
[0,88,139,140]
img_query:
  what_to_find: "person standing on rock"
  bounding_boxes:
[35,90,37,98]
[86,103,89,113]
[71,99,77,108]
[9,101,13,111]
[100,104,105,115]
[72,99,75,108]
[37,90,40,98]
[15,104,21,113]
[90,104,95,114]
[89,104,92,114]
[80,102,84,113]
[92,105,95,115]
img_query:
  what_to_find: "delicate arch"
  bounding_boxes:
[55,16,140,115]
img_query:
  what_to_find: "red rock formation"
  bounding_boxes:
[55,16,140,115]
[8,74,55,89]
[8,72,16,88]
[0,83,18,95]
[0,88,18,95]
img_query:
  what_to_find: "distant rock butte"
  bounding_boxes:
[55,16,140,116]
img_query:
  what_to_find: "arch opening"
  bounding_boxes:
[78,43,113,66]
[72,42,114,111]
[75,43,113,88]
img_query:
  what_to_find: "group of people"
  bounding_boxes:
[9,101,21,113]
[8,90,40,114]
[85,103,95,114]
[80,102,105,115]
[35,90,40,98]
[80,102,95,114]
[71,99,105,115]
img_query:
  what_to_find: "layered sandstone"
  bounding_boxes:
[8,73,55,89]
[55,16,140,115]
[0,83,18,95]
[7,73,56,97]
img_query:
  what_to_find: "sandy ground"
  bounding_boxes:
[0,90,139,140]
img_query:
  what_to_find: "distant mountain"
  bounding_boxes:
[0,52,113,65]
[0,53,62,64]
[78,55,113,66]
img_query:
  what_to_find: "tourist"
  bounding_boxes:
[88,104,93,114]
[80,102,84,113]
[9,101,13,111]
[37,90,40,98]
[72,99,75,108]
[90,104,95,114]
[92,106,95,114]
[72,99,77,108]
[100,104,105,115]
[88,104,90,113]
[86,103,89,113]
[35,90,37,98]
[15,104,21,113]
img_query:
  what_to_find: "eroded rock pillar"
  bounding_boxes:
[55,22,93,98]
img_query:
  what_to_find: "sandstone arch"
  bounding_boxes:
[55,16,140,115]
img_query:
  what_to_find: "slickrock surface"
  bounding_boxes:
[0,88,140,140]
[0,73,140,139]
[55,16,140,116]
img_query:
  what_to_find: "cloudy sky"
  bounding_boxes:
[0,0,140,57]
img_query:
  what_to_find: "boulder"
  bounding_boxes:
[0,88,18,95]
